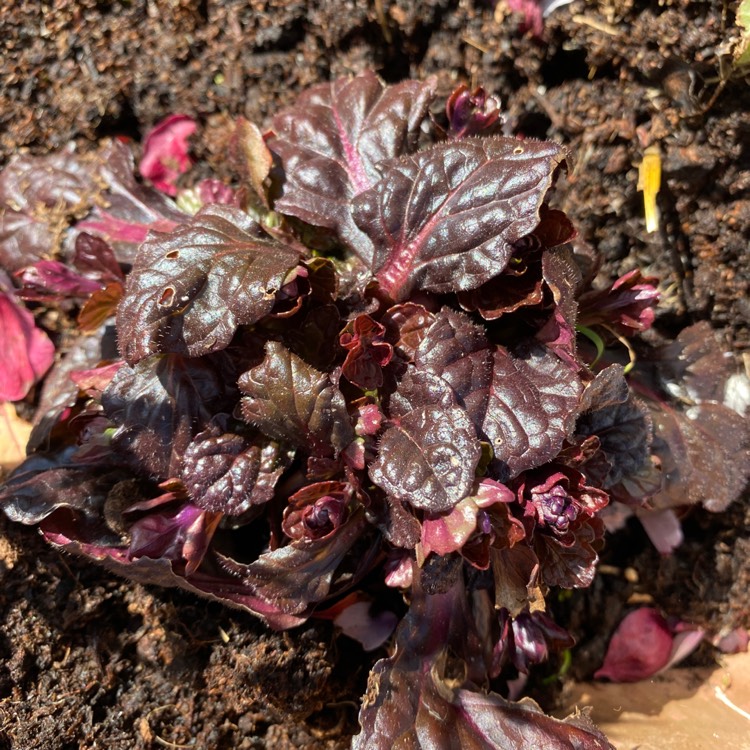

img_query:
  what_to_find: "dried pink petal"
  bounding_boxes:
[0,292,55,402]
[140,114,197,196]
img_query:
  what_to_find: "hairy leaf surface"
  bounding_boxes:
[117,205,300,362]
[181,418,288,515]
[102,354,230,478]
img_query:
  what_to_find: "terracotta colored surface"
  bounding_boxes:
[562,652,750,750]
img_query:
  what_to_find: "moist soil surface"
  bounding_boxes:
[1,1,749,748]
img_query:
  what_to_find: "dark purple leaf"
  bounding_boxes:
[648,401,749,513]
[0,144,97,270]
[394,309,582,480]
[102,354,231,479]
[370,404,481,513]
[181,418,288,515]
[655,321,739,404]
[576,375,661,506]
[139,114,197,196]
[354,569,612,750]
[352,137,565,300]
[380,302,436,362]
[497,609,575,675]
[457,254,545,320]
[0,447,130,532]
[73,233,125,283]
[282,480,351,541]
[243,508,372,615]
[117,204,301,362]
[535,512,604,588]
[128,500,220,575]
[239,341,354,457]
[483,342,582,478]
[414,308,493,424]
[0,291,55,402]
[270,71,435,263]
[446,84,503,139]
[340,314,393,389]
[39,529,307,630]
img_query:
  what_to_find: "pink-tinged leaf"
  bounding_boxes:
[506,0,545,37]
[140,114,197,196]
[664,628,705,671]
[635,507,683,555]
[421,498,481,557]
[15,260,102,301]
[353,137,565,301]
[0,292,55,402]
[270,71,436,264]
[76,210,178,246]
[578,269,660,336]
[76,140,186,263]
[595,608,673,682]
[69,361,124,399]
[713,628,749,654]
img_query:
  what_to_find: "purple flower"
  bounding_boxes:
[578,269,660,336]
[495,608,574,675]
[282,481,351,541]
[446,84,503,139]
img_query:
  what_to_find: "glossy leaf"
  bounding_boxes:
[239,341,354,457]
[181,417,288,515]
[412,309,582,480]
[102,354,231,478]
[271,71,435,263]
[353,137,565,300]
[117,204,301,362]
[370,404,481,513]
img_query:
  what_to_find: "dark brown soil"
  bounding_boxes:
[2,1,748,748]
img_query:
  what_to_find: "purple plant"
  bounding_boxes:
[1,71,748,749]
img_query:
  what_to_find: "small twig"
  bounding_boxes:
[571,14,620,36]
[461,36,491,54]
